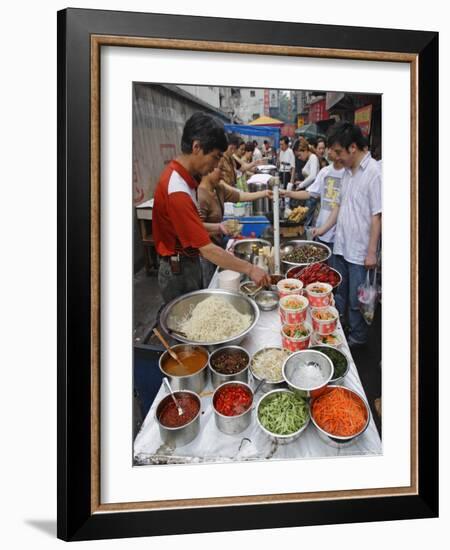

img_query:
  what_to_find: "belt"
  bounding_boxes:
[160,255,199,262]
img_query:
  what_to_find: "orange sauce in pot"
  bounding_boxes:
[162,347,207,377]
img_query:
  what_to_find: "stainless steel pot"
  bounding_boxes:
[282,349,334,398]
[310,385,371,447]
[212,382,254,435]
[208,346,250,389]
[159,344,209,394]
[256,389,310,444]
[155,390,201,447]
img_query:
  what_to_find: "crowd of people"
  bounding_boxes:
[151,111,381,348]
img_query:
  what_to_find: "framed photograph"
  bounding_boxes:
[57,8,438,541]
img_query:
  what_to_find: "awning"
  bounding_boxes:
[224,124,281,148]
[247,115,284,127]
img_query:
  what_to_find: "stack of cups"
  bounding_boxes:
[279,294,312,351]
[218,270,241,292]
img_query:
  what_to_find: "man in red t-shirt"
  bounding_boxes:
[153,112,270,303]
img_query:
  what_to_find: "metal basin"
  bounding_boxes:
[155,390,201,448]
[256,389,310,444]
[282,349,334,398]
[310,385,371,447]
[159,289,260,348]
[231,238,271,262]
[280,240,331,270]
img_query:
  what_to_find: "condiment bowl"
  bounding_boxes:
[159,344,209,394]
[212,381,254,435]
[256,388,310,444]
[310,385,371,447]
[282,349,334,398]
[155,390,201,447]
[249,347,290,393]
[255,290,279,311]
[208,346,250,389]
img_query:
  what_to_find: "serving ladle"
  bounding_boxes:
[153,328,185,369]
[163,377,184,417]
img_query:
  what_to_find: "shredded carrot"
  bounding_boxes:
[312,388,367,437]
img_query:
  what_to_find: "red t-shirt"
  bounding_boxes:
[152,160,211,256]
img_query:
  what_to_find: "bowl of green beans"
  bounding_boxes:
[256,388,310,444]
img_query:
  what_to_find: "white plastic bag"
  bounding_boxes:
[357,268,379,325]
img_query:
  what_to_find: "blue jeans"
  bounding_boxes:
[333,254,369,344]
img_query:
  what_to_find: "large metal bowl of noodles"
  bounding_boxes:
[159,289,260,349]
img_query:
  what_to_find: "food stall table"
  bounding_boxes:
[133,271,382,465]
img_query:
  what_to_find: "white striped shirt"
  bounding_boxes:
[333,152,382,265]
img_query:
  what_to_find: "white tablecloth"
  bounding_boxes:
[134,270,382,465]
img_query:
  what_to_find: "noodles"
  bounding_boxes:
[251,348,290,382]
[179,296,252,342]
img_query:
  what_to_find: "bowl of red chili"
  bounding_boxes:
[155,390,201,447]
[310,385,370,447]
[209,346,250,389]
[212,382,254,435]
[286,263,342,290]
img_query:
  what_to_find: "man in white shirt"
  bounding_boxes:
[252,141,263,162]
[328,122,382,347]
[281,147,344,248]
[278,136,295,189]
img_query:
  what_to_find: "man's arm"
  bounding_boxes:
[365,213,382,269]
[312,205,339,238]
[199,242,270,286]
[281,189,310,200]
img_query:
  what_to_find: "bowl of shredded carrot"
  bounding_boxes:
[310,386,370,446]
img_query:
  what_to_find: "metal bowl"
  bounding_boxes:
[212,381,254,435]
[310,385,371,447]
[280,240,331,270]
[209,346,250,389]
[159,344,209,394]
[159,289,260,348]
[231,238,271,262]
[249,347,290,393]
[309,345,350,385]
[282,349,334,398]
[155,390,201,447]
[254,290,279,311]
[256,389,310,444]
[286,264,342,290]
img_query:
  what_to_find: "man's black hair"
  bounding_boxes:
[281,136,290,145]
[227,133,241,148]
[245,141,255,152]
[253,140,258,147]
[327,121,367,151]
[263,139,269,145]
[181,112,228,154]
[308,136,318,148]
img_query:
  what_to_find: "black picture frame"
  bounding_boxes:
[57,8,438,541]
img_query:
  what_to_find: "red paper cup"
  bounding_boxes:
[281,323,312,352]
[279,295,309,324]
[277,278,303,299]
[305,282,333,308]
[311,306,339,335]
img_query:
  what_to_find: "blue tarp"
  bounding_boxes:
[224,124,281,149]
